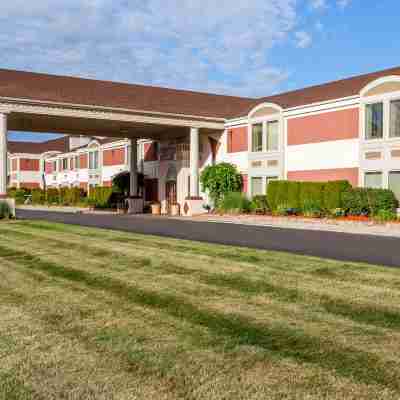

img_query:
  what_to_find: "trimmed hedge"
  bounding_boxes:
[267,180,351,212]
[8,187,87,206]
[323,180,352,211]
[219,192,252,214]
[88,186,113,208]
[342,188,398,216]
[7,187,32,205]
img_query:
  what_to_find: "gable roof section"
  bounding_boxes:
[1,66,400,121]
[8,136,69,155]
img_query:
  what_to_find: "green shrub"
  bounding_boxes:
[15,188,31,205]
[251,195,269,213]
[323,180,352,211]
[65,188,85,205]
[368,188,398,216]
[299,182,324,210]
[302,199,323,218]
[267,180,290,211]
[219,192,252,214]
[330,208,346,218]
[0,201,11,219]
[266,180,279,211]
[88,186,113,209]
[31,189,45,204]
[267,180,350,213]
[374,209,398,223]
[46,188,60,204]
[342,188,398,216]
[200,163,242,206]
[287,181,300,209]
[7,187,17,199]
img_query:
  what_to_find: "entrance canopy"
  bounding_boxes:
[0,68,259,139]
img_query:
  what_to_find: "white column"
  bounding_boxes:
[130,138,138,197]
[190,127,200,198]
[0,113,8,197]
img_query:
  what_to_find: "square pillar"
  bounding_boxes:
[0,113,8,198]
[127,137,143,214]
[190,127,200,198]
[129,138,138,197]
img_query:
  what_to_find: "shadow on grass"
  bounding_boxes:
[0,243,399,391]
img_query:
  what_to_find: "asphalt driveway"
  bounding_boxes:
[16,209,400,267]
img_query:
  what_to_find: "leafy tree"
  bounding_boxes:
[200,163,242,206]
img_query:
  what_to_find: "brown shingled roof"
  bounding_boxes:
[8,136,69,155]
[0,68,255,120]
[253,65,400,114]
[1,66,400,120]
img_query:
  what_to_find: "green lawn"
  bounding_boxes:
[1,221,400,399]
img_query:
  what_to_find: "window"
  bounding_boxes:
[251,177,263,196]
[52,161,57,172]
[89,151,99,170]
[266,176,278,187]
[390,100,400,138]
[365,103,383,139]
[74,156,80,170]
[62,158,68,170]
[389,171,400,201]
[266,121,279,151]
[252,124,263,152]
[364,172,383,188]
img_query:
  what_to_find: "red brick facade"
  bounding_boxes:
[20,158,40,171]
[45,161,53,174]
[227,127,248,153]
[287,108,359,146]
[288,168,359,187]
[103,148,125,166]
[80,154,88,169]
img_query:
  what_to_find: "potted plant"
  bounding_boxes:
[170,203,180,216]
[151,202,161,215]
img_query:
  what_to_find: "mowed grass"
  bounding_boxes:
[1,221,400,399]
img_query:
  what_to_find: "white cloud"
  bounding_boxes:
[0,1,301,97]
[337,0,351,9]
[295,31,312,48]
[309,0,327,10]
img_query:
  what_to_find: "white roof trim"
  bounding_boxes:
[247,102,282,118]
[360,75,400,97]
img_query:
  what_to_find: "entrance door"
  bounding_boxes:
[165,180,177,212]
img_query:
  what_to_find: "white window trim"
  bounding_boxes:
[363,170,384,189]
[248,114,283,154]
[361,90,400,144]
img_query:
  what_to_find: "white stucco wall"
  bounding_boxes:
[287,139,359,172]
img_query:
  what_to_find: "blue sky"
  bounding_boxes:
[1,0,399,141]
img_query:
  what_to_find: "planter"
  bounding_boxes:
[170,203,180,216]
[151,203,161,215]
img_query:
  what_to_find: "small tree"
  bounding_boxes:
[200,163,242,206]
